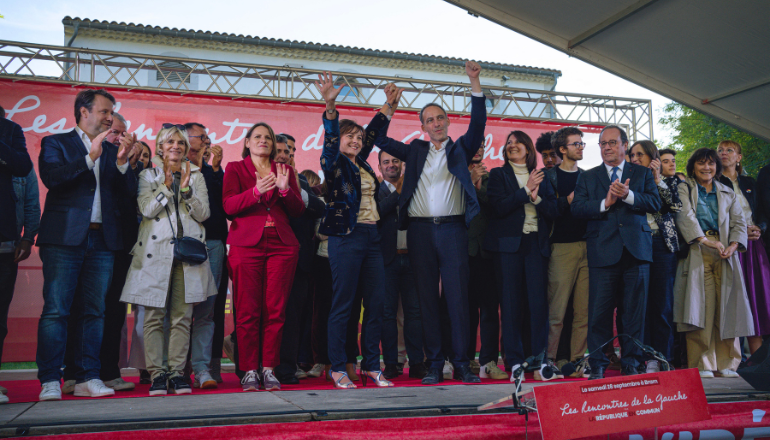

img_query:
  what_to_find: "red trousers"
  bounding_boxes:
[228,228,299,370]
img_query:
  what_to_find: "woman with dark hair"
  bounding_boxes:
[674,147,753,378]
[137,141,152,169]
[628,140,682,372]
[223,122,305,391]
[716,140,770,355]
[484,130,557,381]
[315,72,398,389]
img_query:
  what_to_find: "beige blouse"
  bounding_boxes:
[509,162,539,233]
[358,165,380,223]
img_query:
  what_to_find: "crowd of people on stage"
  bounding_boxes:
[1,60,770,403]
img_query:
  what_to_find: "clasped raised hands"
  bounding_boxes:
[526,169,544,201]
[605,179,630,208]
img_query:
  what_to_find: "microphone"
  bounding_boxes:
[538,362,555,380]
[560,361,577,377]
[513,355,537,379]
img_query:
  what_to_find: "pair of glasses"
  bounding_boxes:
[599,140,619,148]
[162,123,186,131]
[567,142,586,149]
[188,134,208,140]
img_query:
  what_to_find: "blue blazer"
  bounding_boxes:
[571,162,661,267]
[377,182,401,265]
[483,162,557,257]
[37,129,138,251]
[368,95,487,229]
[318,112,381,236]
[0,117,34,243]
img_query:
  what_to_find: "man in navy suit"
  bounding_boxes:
[571,125,661,379]
[368,61,486,384]
[36,89,137,400]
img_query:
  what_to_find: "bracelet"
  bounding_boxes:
[180,186,190,193]
[386,102,393,110]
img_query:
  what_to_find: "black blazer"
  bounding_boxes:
[369,95,487,229]
[290,173,326,273]
[483,162,557,257]
[37,129,138,251]
[377,181,401,265]
[0,117,34,243]
[718,174,768,233]
[571,162,661,267]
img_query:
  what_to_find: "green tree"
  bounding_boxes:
[659,103,770,177]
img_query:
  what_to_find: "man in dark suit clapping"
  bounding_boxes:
[368,61,486,384]
[36,89,137,400]
[571,125,661,379]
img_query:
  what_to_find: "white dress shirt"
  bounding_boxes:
[408,138,465,218]
[76,127,130,223]
[383,180,408,249]
[599,160,636,212]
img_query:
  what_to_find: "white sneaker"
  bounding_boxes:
[73,379,116,397]
[39,381,62,401]
[62,379,76,394]
[194,371,218,389]
[509,364,525,383]
[104,378,135,391]
[699,370,715,378]
[442,361,454,380]
[307,364,325,378]
[715,369,740,378]
[646,360,660,374]
[295,367,308,380]
[0,393,8,404]
[479,361,509,380]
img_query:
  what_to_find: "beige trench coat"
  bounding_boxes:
[120,156,216,308]
[673,177,754,339]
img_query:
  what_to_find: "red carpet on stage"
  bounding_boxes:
[23,401,770,440]
[2,369,593,404]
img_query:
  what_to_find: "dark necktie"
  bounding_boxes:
[611,166,620,183]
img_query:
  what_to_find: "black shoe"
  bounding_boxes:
[383,364,400,380]
[421,367,443,385]
[139,369,152,385]
[149,374,168,395]
[277,374,300,385]
[168,375,192,394]
[588,366,605,380]
[453,364,481,383]
[396,363,404,375]
[621,365,639,376]
[409,362,429,379]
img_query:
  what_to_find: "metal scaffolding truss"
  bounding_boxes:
[0,40,653,140]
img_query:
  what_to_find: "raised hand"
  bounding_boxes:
[470,162,488,188]
[605,185,618,208]
[650,158,662,184]
[275,163,291,191]
[163,155,174,189]
[465,61,481,78]
[255,172,276,196]
[89,129,111,162]
[180,160,191,190]
[210,145,223,171]
[128,141,143,168]
[395,174,404,194]
[610,178,630,200]
[315,71,343,104]
[117,132,137,166]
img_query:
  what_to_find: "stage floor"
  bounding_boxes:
[0,366,766,438]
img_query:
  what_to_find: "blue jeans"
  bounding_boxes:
[382,253,423,365]
[327,225,386,372]
[191,239,225,375]
[37,230,114,384]
[643,235,676,362]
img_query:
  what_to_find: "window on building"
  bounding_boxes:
[156,61,192,84]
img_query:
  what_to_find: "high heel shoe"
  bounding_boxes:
[329,370,357,389]
[361,370,394,388]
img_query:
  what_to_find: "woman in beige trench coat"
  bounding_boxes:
[673,148,754,378]
[120,125,216,395]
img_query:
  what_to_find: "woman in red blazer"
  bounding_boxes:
[223,122,305,392]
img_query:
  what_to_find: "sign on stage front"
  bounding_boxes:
[533,368,710,440]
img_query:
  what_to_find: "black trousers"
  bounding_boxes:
[408,220,470,370]
[275,268,311,380]
[467,254,500,365]
[588,248,649,370]
[212,253,229,361]
[0,253,19,363]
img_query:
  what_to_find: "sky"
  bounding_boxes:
[0,0,674,153]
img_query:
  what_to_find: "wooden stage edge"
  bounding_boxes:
[0,367,768,438]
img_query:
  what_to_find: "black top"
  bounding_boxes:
[200,162,229,242]
[550,167,588,244]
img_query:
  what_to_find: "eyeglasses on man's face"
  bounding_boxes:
[599,140,619,148]
[566,142,586,149]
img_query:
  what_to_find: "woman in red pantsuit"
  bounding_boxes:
[223,122,305,391]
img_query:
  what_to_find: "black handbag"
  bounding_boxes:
[164,186,208,266]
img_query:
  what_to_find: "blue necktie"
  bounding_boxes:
[611,166,619,183]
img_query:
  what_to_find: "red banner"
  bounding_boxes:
[1,79,602,362]
[534,369,711,440]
